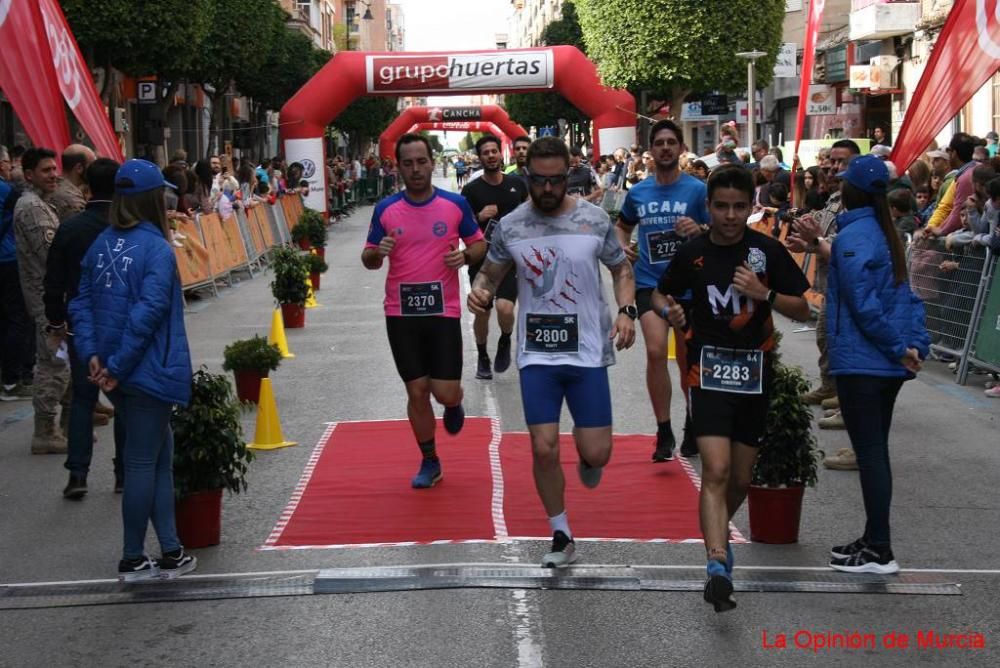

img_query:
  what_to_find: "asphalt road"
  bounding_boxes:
[1,174,998,667]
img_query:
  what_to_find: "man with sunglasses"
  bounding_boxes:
[616,120,710,462]
[468,137,636,567]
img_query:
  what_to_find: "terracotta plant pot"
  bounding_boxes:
[310,272,321,291]
[175,489,222,548]
[747,485,805,544]
[314,246,325,260]
[232,369,266,403]
[297,238,311,250]
[280,303,305,328]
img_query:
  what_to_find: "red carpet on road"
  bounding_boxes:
[263,418,497,549]
[263,419,729,550]
[499,432,704,542]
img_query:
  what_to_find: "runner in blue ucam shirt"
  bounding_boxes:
[616,119,709,463]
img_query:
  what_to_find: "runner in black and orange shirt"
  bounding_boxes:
[652,165,810,613]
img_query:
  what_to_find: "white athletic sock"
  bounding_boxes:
[548,511,571,539]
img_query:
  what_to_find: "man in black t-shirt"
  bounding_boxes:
[461,134,528,379]
[653,166,810,613]
[566,146,602,203]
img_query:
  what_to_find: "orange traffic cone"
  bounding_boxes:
[248,378,296,450]
[268,308,294,358]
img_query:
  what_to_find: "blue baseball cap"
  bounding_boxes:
[836,154,889,194]
[115,159,177,195]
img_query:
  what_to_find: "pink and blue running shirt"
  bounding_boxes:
[366,188,484,318]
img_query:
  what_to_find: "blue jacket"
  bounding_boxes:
[0,178,19,264]
[827,206,930,378]
[69,221,192,406]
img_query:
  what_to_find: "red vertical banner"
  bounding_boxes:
[0,0,71,151]
[891,0,998,171]
[793,0,826,163]
[36,0,123,160]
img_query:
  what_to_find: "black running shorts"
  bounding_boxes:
[468,263,518,306]
[385,316,463,382]
[689,366,772,447]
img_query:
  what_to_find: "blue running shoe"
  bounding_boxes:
[411,458,442,489]
[704,559,736,613]
[443,404,465,435]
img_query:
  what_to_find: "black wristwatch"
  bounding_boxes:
[618,304,638,320]
[766,289,778,305]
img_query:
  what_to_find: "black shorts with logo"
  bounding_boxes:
[468,263,518,305]
[385,316,463,382]
[689,358,773,447]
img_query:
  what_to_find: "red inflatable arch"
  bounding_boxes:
[399,121,513,157]
[281,46,636,211]
[379,105,527,161]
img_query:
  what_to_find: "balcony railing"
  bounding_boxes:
[849,0,920,40]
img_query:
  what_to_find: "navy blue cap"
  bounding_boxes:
[115,159,177,195]
[836,154,889,194]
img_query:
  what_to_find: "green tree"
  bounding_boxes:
[459,132,484,153]
[573,0,786,108]
[333,97,399,156]
[62,0,215,81]
[504,2,588,135]
[420,132,444,155]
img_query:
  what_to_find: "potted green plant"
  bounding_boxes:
[290,218,312,251]
[222,335,282,403]
[302,209,328,258]
[172,369,254,548]
[270,246,310,328]
[306,252,328,292]
[747,357,821,544]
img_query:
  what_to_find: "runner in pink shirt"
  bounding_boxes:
[362,134,486,489]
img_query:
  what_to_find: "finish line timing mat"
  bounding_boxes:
[261,418,746,550]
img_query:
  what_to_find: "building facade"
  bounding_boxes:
[508,0,565,48]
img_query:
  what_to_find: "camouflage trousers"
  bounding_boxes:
[815,306,833,392]
[32,320,70,419]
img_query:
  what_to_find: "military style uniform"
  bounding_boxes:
[13,186,69,452]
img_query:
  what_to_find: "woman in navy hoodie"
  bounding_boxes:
[69,159,196,582]
[825,155,930,575]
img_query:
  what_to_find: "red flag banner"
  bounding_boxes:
[892,0,998,171]
[0,0,71,151]
[793,0,826,162]
[36,0,123,160]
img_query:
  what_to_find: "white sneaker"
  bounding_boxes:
[541,531,577,568]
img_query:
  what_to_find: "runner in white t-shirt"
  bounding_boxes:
[468,137,637,568]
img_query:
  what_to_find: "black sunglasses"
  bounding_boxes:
[528,173,568,187]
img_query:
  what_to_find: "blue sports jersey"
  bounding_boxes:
[619,173,709,289]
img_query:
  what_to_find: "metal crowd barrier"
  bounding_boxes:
[961,252,1000,382]
[908,239,997,384]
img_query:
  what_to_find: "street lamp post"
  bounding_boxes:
[736,50,767,153]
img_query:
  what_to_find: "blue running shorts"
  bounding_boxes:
[519,364,612,428]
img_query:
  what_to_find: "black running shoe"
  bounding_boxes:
[159,548,198,579]
[118,555,159,582]
[63,474,87,500]
[703,560,736,612]
[443,404,465,435]
[494,340,512,374]
[830,537,867,559]
[680,415,698,458]
[476,355,493,380]
[651,431,676,462]
[830,545,899,574]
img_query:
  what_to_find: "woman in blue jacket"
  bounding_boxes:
[826,155,930,575]
[69,159,196,582]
